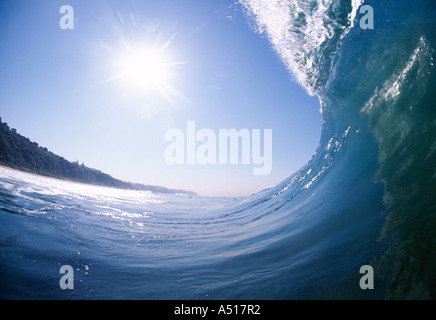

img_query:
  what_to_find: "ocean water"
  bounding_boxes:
[1,0,435,299]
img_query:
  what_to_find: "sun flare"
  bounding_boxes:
[118,48,170,92]
[100,37,187,117]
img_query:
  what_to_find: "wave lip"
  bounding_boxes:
[241,0,356,95]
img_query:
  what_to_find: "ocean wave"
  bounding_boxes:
[1,0,435,299]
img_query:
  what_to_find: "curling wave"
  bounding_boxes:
[0,0,435,299]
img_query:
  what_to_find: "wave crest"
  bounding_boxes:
[240,0,358,95]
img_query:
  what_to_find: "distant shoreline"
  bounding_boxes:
[0,118,196,196]
[0,164,126,191]
[0,163,196,196]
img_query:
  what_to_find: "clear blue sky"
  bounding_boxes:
[0,0,321,196]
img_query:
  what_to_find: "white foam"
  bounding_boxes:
[240,0,354,95]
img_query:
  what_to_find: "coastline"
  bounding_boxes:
[0,164,196,195]
[0,163,131,191]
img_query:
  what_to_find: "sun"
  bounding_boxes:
[117,47,170,92]
[98,36,187,117]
